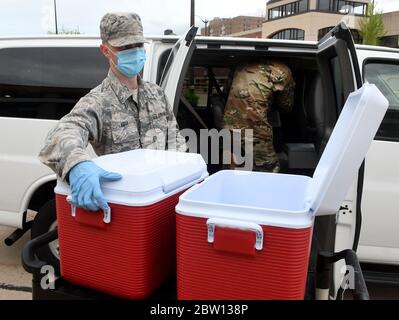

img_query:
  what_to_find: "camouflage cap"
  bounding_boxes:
[100,12,149,47]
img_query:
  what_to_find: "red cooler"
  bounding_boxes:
[55,149,208,299]
[175,84,389,300]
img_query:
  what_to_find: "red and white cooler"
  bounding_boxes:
[175,84,389,300]
[55,149,208,299]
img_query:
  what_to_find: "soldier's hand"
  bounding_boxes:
[68,161,122,211]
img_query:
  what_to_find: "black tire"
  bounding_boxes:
[31,199,60,271]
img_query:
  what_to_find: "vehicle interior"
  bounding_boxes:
[158,46,341,178]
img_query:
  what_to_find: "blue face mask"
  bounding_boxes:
[109,47,146,78]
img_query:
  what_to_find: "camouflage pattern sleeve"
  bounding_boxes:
[163,92,187,152]
[38,95,104,181]
[271,62,296,114]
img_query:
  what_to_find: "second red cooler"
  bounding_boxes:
[55,149,208,299]
[175,84,389,300]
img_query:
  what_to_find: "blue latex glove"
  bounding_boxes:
[68,161,122,211]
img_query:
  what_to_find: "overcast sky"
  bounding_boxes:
[0,0,398,37]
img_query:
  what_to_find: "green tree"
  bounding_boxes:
[183,86,199,107]
[358,1,386,46]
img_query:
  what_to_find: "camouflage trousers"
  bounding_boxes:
[223,130,280,173]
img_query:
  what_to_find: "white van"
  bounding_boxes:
[0,23,398,293]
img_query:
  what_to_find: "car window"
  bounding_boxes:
[159,41,181,88]
[364,61,399,141]
[182,67,230,109]
[182,67,209,109]
[0,47,107,88]
[0,47,108,120]
[0,85,90,120]
[364,62,399,109]
[156,48,172,85]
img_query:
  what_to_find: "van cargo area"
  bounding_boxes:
[173,46,340,177]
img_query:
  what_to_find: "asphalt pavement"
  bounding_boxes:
[0,225,32,300]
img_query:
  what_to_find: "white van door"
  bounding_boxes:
[356,51,399,266]
[315,22,364,298]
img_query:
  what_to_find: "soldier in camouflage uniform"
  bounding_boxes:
[39,12,186,211]
[223,61,295,173]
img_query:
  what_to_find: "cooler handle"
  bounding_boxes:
[206,218,264,251]
[66,195,111,224]
[161,168,204,194]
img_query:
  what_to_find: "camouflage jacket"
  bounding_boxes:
[39,70,186,181]
[223,61,295,173]
[223,61,295,134]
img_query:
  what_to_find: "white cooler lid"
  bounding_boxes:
[55,149,208,206]
[307,84,389,216]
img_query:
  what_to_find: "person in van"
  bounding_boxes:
[223,61,295,173]
[39,12,186,213]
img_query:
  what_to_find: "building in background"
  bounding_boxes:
[199,0,399,48]
[263,0,369,43]
[200,16,263,38]
[381,11,399,48]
